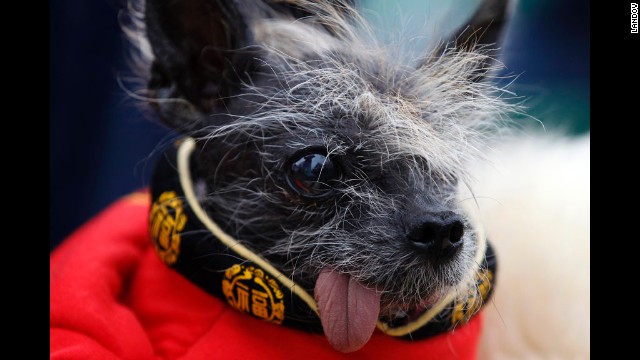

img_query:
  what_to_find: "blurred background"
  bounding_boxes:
[50,0,589,250]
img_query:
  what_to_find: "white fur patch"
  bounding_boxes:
[253,19,344,58]
[461,133,590,359]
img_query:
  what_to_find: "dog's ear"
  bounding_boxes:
[437,0,512,81]
[145,0,264,131]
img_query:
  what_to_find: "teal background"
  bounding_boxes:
[361,0,590,135]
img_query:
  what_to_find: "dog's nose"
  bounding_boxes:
[407,212,464,260]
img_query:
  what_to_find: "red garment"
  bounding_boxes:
[50,192,483,359]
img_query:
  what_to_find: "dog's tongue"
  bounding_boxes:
[314,268,380,353]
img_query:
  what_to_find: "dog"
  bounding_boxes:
[50,0,589,358]
[137,0,515,353]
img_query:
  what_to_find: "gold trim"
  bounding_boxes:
[177,138,320,315]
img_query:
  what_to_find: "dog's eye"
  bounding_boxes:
[287,152,341,199]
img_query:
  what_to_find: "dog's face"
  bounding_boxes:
[140,0,510,352]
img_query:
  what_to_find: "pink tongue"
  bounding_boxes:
[314,268,381,353]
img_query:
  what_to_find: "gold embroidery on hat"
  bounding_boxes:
[150,191,187,265]
[223,264,285,325]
